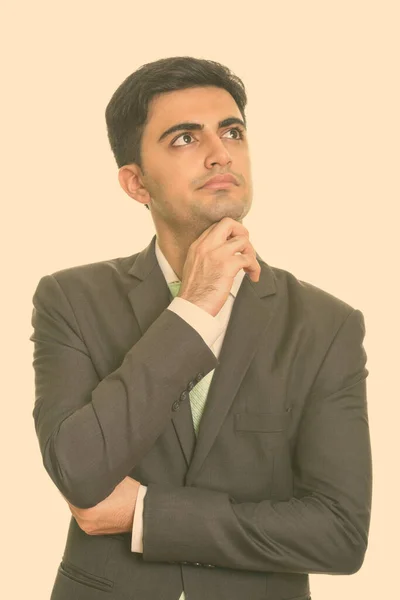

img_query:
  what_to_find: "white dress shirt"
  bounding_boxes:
[131,236,246,553]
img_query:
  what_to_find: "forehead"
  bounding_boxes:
[144,86,241,136]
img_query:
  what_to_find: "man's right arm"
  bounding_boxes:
[131,294,225,553]
[30,274,219,509]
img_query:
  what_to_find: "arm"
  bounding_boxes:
[141,309,373,574]
[131,295,225,552]
[30,274,219,509]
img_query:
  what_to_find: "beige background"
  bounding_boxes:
[2,1,399,598]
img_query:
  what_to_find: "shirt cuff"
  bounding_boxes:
[167,297,224,353]
[131,485,148,553]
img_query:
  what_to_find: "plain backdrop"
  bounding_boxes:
[1,1,399,598]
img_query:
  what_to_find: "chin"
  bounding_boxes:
[212,200,250,222]
[190,196,250,228]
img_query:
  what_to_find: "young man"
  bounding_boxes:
[30,56,372,600]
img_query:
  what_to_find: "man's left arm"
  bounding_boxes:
[140,308,373,575]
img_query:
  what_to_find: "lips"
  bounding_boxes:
[201,174,238,188]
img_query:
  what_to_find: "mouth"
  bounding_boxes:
[200,174,239,189]
[200,181,237,190]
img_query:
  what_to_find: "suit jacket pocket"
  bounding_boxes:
[234,411,291,432]
[58,559,114,593]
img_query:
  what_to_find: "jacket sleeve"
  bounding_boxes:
[141,308,373,575]
[30,274,218,509]
[131,297,224,552]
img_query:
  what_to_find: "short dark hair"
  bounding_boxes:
[105,56,248,210]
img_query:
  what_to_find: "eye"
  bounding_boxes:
[222,127,245,140]
[172,132,195,147]
[171,127,245,147]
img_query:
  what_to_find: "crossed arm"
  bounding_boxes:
[31,274,372,574]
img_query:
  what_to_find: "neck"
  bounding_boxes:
[155,230,193,281]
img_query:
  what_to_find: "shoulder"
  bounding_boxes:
[31,251,140,299]
[266,260,356,310]
[262,261,362,337]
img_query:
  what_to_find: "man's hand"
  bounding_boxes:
[178,217,260,317]
[66,476,141,536]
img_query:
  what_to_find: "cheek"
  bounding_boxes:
[161,165,192,197]
[152,158,183,189]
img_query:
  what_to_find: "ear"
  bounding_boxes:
[118,164,151,206]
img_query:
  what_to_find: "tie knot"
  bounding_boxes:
[168,281,181,298]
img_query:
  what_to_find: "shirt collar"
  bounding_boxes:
[155,236,245,299]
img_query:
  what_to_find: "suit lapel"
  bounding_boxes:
[126,235,197,467]
[186,266,278,484]
[125,234,278,479]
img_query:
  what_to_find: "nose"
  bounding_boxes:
[204,133,233,169]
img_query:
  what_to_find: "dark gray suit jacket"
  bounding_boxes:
[30,234,372,600]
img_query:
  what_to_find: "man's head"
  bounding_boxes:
[105,56,253,237]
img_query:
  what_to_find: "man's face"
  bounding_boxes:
[138,86,253,232]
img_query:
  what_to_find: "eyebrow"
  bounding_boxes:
[158,116,246,143]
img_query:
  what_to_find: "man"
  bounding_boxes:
[30,56,372,600]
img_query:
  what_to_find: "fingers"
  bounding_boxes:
[191,217,259,280]
[240,244,261,280]
[221,231,260,280]
[195,217,249,251]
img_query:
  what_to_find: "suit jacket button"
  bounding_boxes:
[180,390,189,401]
[195,372,204,382]
[172,400,180,411]
[187,381,195,391]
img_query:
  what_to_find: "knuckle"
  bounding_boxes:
[232,234,246,244]
[78,520,88,532]
[83,519,96,534]
[189,240,198,253]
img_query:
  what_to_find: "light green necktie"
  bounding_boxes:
[169,281,215,599]
[168,281,215,437]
